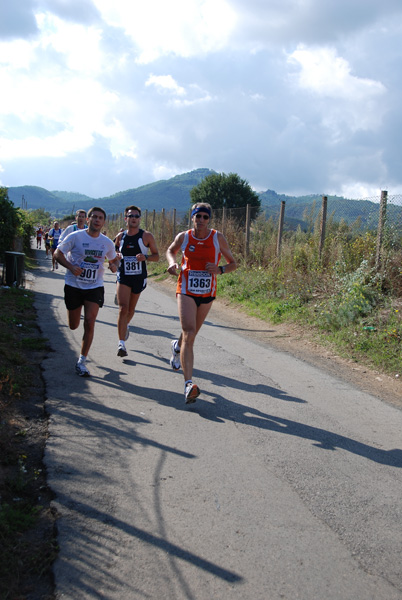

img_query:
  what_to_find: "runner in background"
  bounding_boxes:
[48,221,63,271]
[114,205,159,358]
[44,228,51,258]
[166,202,237,403]
[36,225,43,249]
[59,209,88,242]
[54,207,119,377]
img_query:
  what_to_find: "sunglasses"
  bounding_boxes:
[195,213,210,220]
[126,214,140,218]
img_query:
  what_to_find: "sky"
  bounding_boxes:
[1,0,402,200]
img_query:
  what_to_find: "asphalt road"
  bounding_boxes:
[32,248,402,600]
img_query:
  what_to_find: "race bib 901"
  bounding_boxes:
[79,261,100,283]
[187,270,212,294]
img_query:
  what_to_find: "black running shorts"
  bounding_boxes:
[64,284,105,310]
[117,275,147,295]
[183,294,215,307]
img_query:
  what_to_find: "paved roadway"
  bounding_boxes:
[32,248,402,600]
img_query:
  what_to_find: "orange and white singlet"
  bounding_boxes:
[176,229,221,297]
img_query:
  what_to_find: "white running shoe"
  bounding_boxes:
[125,326,130,341]
[117,342,128,357]
[185,382,200,404]
[170,340,181,371]
[75,361,90,377]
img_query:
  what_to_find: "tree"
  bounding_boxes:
[30,208,51,225]
[0,188,20,259]
[190,172,261,213]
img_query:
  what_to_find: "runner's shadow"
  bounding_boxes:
[128,352,306,404]
[185,387,402,468]
[134,309,275,333]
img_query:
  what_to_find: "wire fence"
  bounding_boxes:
[106,191,402,270]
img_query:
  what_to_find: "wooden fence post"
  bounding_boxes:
[152,209,156,232]
[245,204,251,259]
[376,190,388,271]
[319,195,328,259]
[144,209,148,230]
[161,208,165,245]
[222,207,226,235]
[276,201,285,257]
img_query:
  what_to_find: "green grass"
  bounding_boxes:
[148,259,402,378]
[0,283,56,599]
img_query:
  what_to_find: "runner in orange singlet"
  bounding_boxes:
[166,202,237,403]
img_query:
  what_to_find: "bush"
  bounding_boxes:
[0,188,20,259]
[316,261,383,331]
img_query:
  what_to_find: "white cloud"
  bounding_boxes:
[287,45,387,140]
[93,0,237,63]
[146,75,186,96]
[0,73,119,159]
[1,0,402,198]
[0,39,36,69]
[36,12,103,74]
[288,45,386,101]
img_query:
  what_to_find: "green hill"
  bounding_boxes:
[7,168,216,217]
[6,170,401,231]
[7,186,70,214]
[258,190,394,231]
[98,168,215,214]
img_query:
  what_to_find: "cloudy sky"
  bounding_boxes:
[1,0,402,199]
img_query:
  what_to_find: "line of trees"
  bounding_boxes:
[0,188,36,259]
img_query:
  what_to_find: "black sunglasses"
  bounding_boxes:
[126,214,140,218]
[195,213,210,220]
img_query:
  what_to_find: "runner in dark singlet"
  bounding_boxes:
[114,205,159,358]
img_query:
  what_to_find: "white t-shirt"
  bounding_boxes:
[58,229,117,290]
[59,223,87,242]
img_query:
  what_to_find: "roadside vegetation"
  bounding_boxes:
[139,213,402,380]
[0,274,57,600]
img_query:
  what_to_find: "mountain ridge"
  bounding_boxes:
[5,168,397,230]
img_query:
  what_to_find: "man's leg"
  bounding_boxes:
[175,299,213,359]
[117,282,133,341]
[67,306,82,330]
[127,291,141,331]
[81,300,100,357]
[177,295,212,382]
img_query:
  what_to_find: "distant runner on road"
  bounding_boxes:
[114,205,159,358]
[36,225,43,249]
[166,202,237,403]
[48,221,63,271]
[54,206,119,377]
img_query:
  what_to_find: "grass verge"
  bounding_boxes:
[0,284,57,600]
[216,266,402,379]
[149,260,402,380]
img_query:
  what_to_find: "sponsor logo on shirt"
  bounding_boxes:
[85,249,103,259]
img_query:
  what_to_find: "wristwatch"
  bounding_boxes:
[219,265,226,274]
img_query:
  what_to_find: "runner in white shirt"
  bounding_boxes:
[55,207,119,377]
[59,209,88,243]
